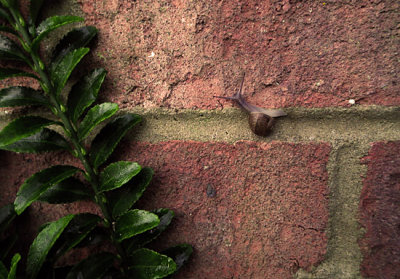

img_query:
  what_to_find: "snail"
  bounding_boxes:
[214,74,287,136]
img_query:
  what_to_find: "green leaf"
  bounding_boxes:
[14,165,79,214]
[52,26,98,64]
[31,16,83,51]
[67,68,106,123]
[115,210,159,242]
[0,86,49,107]
[0,34,28,62]
[50,47,89,97]
[29,0,44,25]
[50,213,101,260]
[1,128,70,153]
[125,209,174,254]
[0,261,6,279]
[163,244,193,273]
[66,252,114,279]
[78,102,118,140]
[90,113,141,169]
[0,68,38,80]
[0,25,17,35]
[38,177,91,204]
[7,253,20,279]
[99,161,141,193]
[0,204,15,234]
[128,248,176,279]
[0,116,56,147]
[26,214,74,279]
[111,167,154,218]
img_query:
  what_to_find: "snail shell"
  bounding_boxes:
[248,112,275,137]
[214,73,286,136]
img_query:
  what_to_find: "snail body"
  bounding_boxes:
[214,74,286,136]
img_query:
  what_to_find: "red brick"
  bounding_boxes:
[75,1,399,109]
[116,141,330,278]
[1,141,330,278]
[360,141,400,279]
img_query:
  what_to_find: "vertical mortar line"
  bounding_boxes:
[326,142,365,276]
[296,141,369,279]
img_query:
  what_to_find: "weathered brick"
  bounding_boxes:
[360,141,400,279]
[116,141,330,278]
[74,1,399,109]
[1,141,330,278]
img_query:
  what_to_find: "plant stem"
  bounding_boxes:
[8,5,129,273]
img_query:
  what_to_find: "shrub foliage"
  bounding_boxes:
[0,0,192,278]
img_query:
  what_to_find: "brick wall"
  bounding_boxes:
[1,1,399,278]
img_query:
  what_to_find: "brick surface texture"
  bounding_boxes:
[360,141,400,278]
[0,1,399,278]
[1,142,330,278]
[76,1,399,110]
[118,141,330,278]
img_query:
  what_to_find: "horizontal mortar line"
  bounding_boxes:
[123,106,400,144]
[1,106,400,144]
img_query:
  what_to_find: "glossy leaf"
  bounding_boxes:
[7,253,20,279]
[66,252,114,279]
[37,221,51,234]
[31,16,83,51]
[38,177,91,204]
[0,116,56,147]
[50,213,101,260]
[26,214,74,279]
[0,34,28,62]
[0,261,6,279]
[0,204,15,234]
[0,68,38,80]
[52,26,97,64]
[14,165,79,214]
[125,209,174,254]
[163,244,193,273]
[90,113,141,169]
[115,209,159,242]
[50,47,89,97]
[0,25,17,35]
[0,86,49,107]
[111,167,154,218]
[128,248,176,279]
[29,0,44,25]
[78,102,118,140]
[1,128,70,153]
[67,68,106,123]
[99,161,141,193]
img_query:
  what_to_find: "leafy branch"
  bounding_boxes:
[0,0,192,278]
